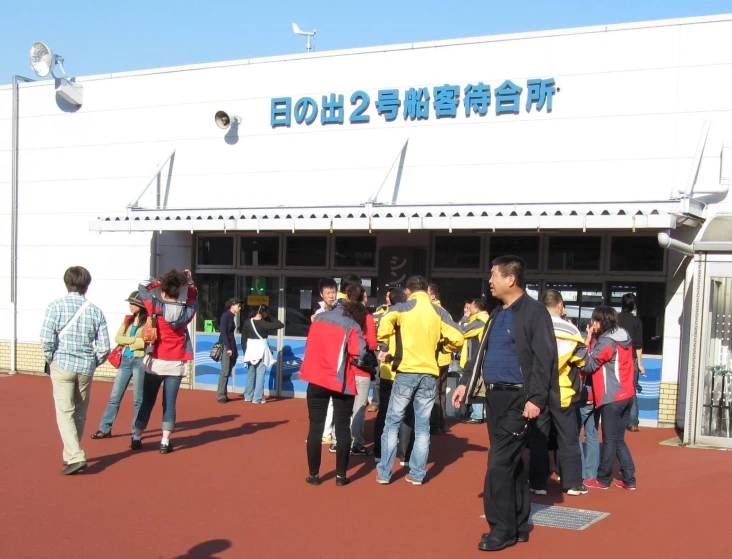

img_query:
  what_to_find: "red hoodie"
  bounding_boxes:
[138,280,197,361]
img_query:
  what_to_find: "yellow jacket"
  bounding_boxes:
[377,291,464,376]
[433,300,454,368]
[115,319,146,357]
[551,314,586,407]
[459,311,490,369]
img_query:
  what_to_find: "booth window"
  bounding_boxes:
[548,236,601,271]
[195,274,236,332]
[197,237,234,267]
[286,236,328,267]
[335,236,376,268]
[608,282,665,354]
[610,236,664,272]
[434,235,481,269]
[284,277,323,337]
[240,236,280,267]
[489,236,540,270]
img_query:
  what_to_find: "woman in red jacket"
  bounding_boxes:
[300,294,367,486]
[131,269,197,454]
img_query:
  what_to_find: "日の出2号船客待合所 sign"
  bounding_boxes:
[270,78,555,127]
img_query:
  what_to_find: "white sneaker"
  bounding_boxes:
[400,460,407,467]
[529,488,547,496]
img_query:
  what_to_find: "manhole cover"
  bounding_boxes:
[481,504,609,531]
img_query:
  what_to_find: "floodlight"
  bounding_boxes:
[29,41,83,107]
[292,23,316,52]
[215,110,241,130]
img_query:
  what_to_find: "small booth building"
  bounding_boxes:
[2,14,731,447]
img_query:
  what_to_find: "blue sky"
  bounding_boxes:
[1,0,730,83]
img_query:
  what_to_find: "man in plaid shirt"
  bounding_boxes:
[40,266,110,475]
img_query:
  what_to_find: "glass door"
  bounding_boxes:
[698,269,732,446]
[545,282,603,331]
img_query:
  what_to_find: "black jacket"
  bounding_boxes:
[219,311,238,358]
[461,293,558,410]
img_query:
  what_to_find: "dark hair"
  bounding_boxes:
[224,298,242,310]
[125,304,149,329]
[491,255,526,289]
[64,266,92,295]
[591,306,618,335]
[248,305,272,321]
[318,277,338,294]
[427,283,441,300]
[159,269,188,299]
[541,289,564,308]
[406,275,428,293]
[471,297,487,312]
[621,293,636,313]
[341,295,368,330]
[389,287,407,305]
[340,273,362,293]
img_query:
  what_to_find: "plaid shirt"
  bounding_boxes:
[40,292,110,376]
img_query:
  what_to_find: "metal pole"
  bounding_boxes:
[9,75,33,374]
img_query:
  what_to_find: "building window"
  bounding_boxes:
[334,236,377,268]
[489,236,540,270]
[608,282,666,354]
[547,236,601,271]
[240,236,280,267]
[195,274,236,331]
[197,237,234,267]
[286,236,328,267]
[284,277,323,337]
[434,236,480,269]
[610,236,664,272]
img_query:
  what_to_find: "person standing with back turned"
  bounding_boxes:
[452,256,557,552]
[40,266,110,475]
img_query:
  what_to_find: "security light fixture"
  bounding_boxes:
[29,41,83,106]
[292,23,316,53]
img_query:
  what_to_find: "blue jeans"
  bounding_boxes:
[244,361,267,403]
[597,398,636,485]
[629,395,639,428]
[135,373,182,432]
[471,402,485,420]
[377,373,436,483]
[99,356,144,434]
[577,403,600,480]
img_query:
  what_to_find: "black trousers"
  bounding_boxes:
[430,365,449,432]
[306,384,354,477]
[528,403,582,490]
[484,389,531,542]
[373,378,414,460]
[371,374,381,407]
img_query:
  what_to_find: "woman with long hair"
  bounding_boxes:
[131,269,197,454]
[91,291,148,439]
[241,305,284,404]
[300,287,367,486]
[580,306,637,490]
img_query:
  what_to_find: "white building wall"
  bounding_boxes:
[0,14,731,371]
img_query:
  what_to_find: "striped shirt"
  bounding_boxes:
[40,292,110,376]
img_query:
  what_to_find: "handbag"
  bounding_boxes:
[142,298,159,344]
[108,345,124,368]
[210,341,224,363]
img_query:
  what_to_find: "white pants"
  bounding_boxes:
[332,376,371,447]
[51,364,93,464]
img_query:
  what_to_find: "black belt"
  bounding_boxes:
[487,383,524,391]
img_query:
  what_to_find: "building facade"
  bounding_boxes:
[1,14,731,436]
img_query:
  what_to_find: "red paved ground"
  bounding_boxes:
[1,373,731,559]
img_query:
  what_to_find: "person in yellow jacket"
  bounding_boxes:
[428,283,454,434]
[528,289,589,496]
[459,298,491,425]
[368,299,390,413]
[375,276,464,485]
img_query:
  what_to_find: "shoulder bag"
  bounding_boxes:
[142,297,159,344]
[45,300,91,375]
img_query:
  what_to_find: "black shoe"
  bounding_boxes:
[305,475,321,486]
[350,445,372,456]
[217,398,229,403]
[478,534,517,552]
[328,443,337,453]
[517,534,529,543]
[160,441,173,454]
[90,430,111,439]
[336,476,350,487]
[61,461,87,476]
[463,418,484,425]
[130,437,142,450]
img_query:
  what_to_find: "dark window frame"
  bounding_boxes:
[432,234,483,271]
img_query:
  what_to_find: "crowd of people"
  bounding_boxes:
[40,257,644,553]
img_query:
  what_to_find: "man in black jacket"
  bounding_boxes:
[452,255,557,552]
[217,298,242,403]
